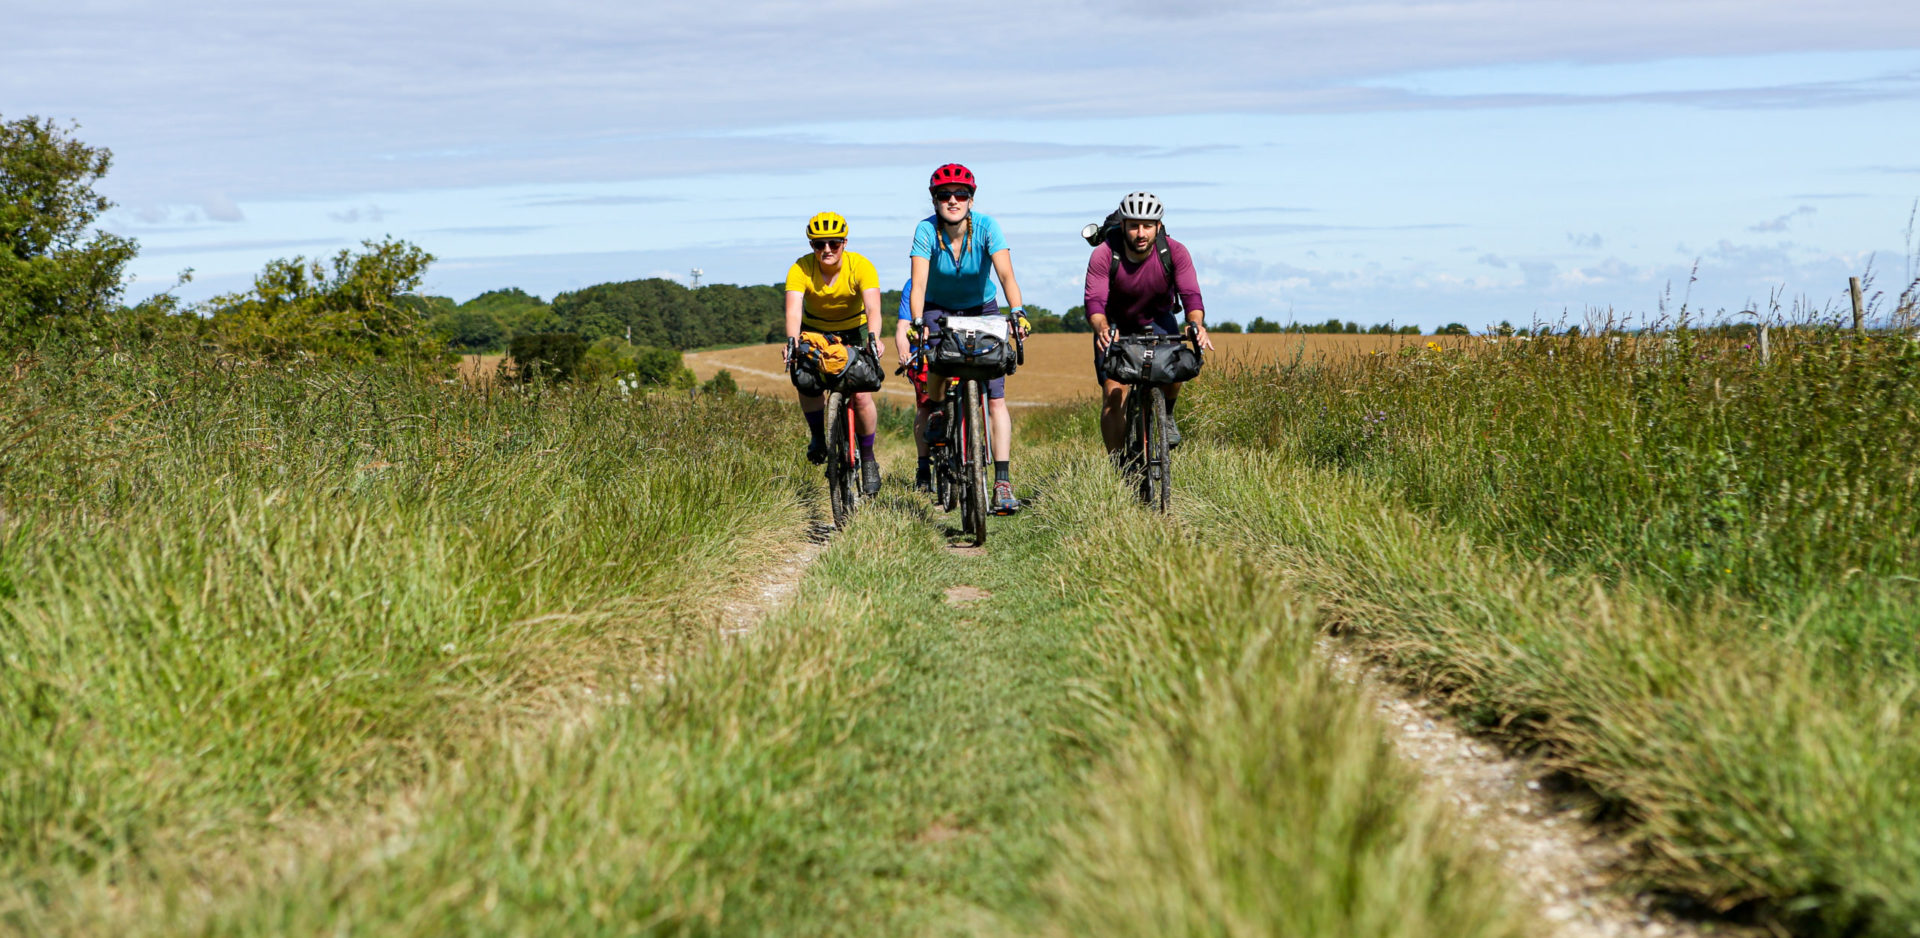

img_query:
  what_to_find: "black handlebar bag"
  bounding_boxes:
[1104,340,1202,385]
[830,345,886,393]
[928,316,1017,382]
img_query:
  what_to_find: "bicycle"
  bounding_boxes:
[1106,325,1203,512]
[822,383,863,529]
[914,314,1022,546]
[791,334,883,532]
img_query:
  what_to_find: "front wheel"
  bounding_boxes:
[962,380,990,545]
[1145,385,1171,512]
[825,391,858,529]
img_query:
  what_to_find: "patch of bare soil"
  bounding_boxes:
[943,585,992,605]
[911,815,973,845]
[717,540,823,637]
[1323,639,1745,938]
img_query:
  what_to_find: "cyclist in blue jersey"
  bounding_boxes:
[905,163,1032,514]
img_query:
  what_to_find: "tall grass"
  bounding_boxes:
[1195,328,1920,640]
[1184,317,1920,934]
[1178,446,1920,936]
[1029,458,1528,938]
[16,439,1532,937]
[0,337,808,912]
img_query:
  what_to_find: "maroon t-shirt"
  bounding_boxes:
[1083,236,1204,329]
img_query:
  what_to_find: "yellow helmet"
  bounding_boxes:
[806,212,849,240]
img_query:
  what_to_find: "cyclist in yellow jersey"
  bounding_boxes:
[784,212,886,494]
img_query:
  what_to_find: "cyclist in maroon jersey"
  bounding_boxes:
[1083,191,1214,456]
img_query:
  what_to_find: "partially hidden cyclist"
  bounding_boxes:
[891,280,937,493]
[785,211,886,495]
[1083,190,1215,457]
[906,163,1032,514]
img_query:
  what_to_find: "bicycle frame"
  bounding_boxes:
[1109,327,1202,512]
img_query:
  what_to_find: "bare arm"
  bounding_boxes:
[1188,308,1213,350]
[862,287,883,356]
[895,318,914,366]
[784,290,804,340]
[990,249,1023,311]
[909,255,930,324]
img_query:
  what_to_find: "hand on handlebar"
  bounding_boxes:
[1094,325,1114,352]
[783,336,798,366]
[1190,323,1215,352]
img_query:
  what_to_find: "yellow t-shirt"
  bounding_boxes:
[785,250,880,332]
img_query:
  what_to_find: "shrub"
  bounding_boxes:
[200,238,446,369]
[509,333,587,383]
[1,114,139,344]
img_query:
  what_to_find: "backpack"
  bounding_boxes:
[1085,210,1180,310]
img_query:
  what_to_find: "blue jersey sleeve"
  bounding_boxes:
[980,214,1008,256]
[909,219,936,259]
[896,280,913,320]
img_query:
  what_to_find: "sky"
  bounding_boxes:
[8,0,1920,330]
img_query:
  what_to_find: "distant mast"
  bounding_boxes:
[690,268,703,289]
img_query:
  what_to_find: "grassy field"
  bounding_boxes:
[10,317,1913,935]
[2,333,1539,936]
[0,338,809,929]
[1184,327,1920,935]
[20,439,1533,937]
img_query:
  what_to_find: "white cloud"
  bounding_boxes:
[14,1,1920,203]
[329,205,388,223]
[1748,204,1817,232]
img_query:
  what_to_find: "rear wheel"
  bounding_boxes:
[962,380,990,545]
[938,396,959,512]
[826,391,858,529]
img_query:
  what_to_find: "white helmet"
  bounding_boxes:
[1117,191,1164,221]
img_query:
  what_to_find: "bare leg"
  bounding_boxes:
[854,392,878,436]
[989,396,1012,462]
[1099,380,1129,453]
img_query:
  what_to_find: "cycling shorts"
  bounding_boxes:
[920,299,1006,401]
[1093,311,1181,385]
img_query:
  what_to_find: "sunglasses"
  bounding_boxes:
[932,188,973,202]
[809,239,846,250]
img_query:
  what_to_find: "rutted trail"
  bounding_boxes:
[1328,645,1720,938]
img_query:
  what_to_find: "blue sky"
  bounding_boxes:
[9,0,1920,329]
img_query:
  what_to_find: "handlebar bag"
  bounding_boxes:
[928,316,1017,381]
[829,345,886,393]
[1104,339,1202,385]
[789,330,845,396]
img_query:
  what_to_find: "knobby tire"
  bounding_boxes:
[963,380,990,546]
[1146,384,1171,512]
[826,390,858,530]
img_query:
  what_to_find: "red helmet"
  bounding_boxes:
[929,163,976,191]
